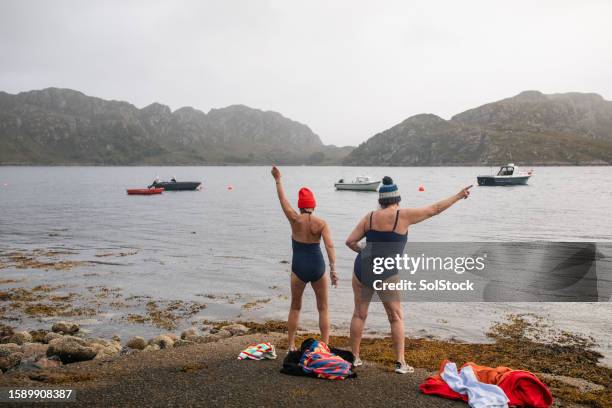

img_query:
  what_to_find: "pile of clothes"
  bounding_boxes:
[237,342,277,360]
[420,360,553,408]
[281,338,356,380]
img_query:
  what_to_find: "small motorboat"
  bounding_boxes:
[127,187,164,195]
[477,164,533,186]
[335,176,381,191]
[148,178,201,191]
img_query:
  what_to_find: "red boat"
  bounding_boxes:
[126,187,164,195]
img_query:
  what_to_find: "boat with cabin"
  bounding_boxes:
[477,164,533,186]
[148,178,202,191]
[334,176,381,191]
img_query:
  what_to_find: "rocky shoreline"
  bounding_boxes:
[0,320,251,373]
[0,318,610,407]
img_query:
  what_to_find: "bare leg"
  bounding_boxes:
[311,272,330,343]
[382,293,405,363]
[349,275,373,359]
[288,272,306,350]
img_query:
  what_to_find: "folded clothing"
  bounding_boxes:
[237,342,277,360]
[420,360,553,408]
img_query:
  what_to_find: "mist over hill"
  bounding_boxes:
[0,88,351,165]
[2,89,612,166]
[344,91,612,166]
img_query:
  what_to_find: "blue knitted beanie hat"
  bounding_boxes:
[378,176,401,206]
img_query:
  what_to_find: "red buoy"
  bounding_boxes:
[418,185,425,192]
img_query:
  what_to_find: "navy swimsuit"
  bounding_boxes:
[291,213,325,283]
[292,239,325,283]
[354,210,408,285]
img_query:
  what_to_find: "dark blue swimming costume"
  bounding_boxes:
[292,238,325,283]
[354,210,408,286]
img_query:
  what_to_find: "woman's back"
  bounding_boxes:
[292,213,325,243]
[367,207,409,236]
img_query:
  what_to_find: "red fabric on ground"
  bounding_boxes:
[418,360,553,408]
[498,370,553,408]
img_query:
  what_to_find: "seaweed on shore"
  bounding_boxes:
[241,298,271,310]
[123,300,207,330]
[291,314,610,408]
[201,319,288,334]
[0,249,90,271]
[0,286,93,319]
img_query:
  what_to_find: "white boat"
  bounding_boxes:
[477,163,533,186]
[335,176,381,191]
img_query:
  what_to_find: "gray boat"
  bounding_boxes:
[477,164,533,186]
[335,176,380,191]
[148,178,202,191]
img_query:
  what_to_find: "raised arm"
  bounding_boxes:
[345,215,368,253]
[321,222,338,287]
[402,185,472,225]
[271,166,298,223]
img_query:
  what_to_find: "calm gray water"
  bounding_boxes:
[1,166,611,363]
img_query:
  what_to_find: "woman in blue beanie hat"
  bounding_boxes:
[345,176,472,374]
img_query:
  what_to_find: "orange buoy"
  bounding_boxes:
[418,185,425,192]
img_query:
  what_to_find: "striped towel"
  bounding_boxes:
[237,342,277,360]
[299,340,353,380]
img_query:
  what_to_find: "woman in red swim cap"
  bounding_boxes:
[271,166,337,350]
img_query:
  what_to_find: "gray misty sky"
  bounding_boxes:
[1,0,611,146]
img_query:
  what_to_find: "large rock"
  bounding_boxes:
[143,344,160,352]
[52,321,80,334]
[173,339,194,347]
[21,343,48,360]
[89,338,121,360]
[0,344,21,354]
[33,357,61,369]
[215,329,233,339]
[0,344,24,371]
[0,324,14,340]
[126,336,146,350]
[0,351,23,372]
[28,329,49,343]
[181,327,199,340]
[220,324,249,336]
[46,336,97,363]
[537,373,605,393]
[43,332,63,344]
[8,331,33,345]
[189,330,232,344]
[149,335,174,349]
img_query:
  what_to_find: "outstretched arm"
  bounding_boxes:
[345,216,367,253]
[321,222,338,287]
[402,185,472,225]
[271,166,298,223]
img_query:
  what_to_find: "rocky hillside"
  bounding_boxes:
[345,91,612,165]
[0,88,351,165]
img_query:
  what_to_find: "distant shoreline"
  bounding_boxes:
[1,163,611,167]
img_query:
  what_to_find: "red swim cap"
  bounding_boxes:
[298,187,316,209]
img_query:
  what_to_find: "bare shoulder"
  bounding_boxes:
[312,215,328,229]
[399,207,418,219]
